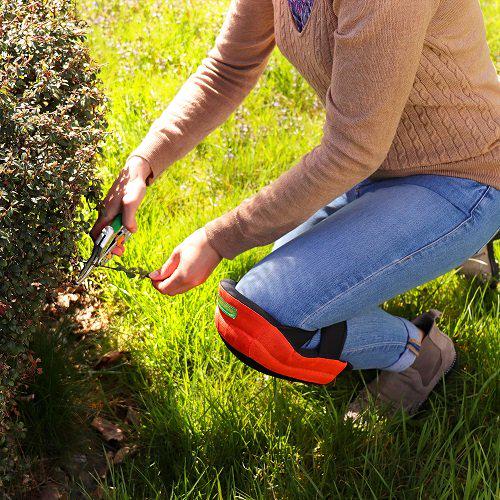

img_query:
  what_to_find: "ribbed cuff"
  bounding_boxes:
[126,131,174,182]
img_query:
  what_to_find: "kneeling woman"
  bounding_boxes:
[91,0,500,417]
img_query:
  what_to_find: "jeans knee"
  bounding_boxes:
[234,270,268,312]
[234,268,298,327]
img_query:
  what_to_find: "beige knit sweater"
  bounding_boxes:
[129,0,500,259]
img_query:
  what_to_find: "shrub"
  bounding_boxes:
[0,0,106,484]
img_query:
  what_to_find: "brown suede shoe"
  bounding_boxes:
[345,309,457,421]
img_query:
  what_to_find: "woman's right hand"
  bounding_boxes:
[90,156,153,256]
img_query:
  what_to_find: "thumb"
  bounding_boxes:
[149,249,181,281]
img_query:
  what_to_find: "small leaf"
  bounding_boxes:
[93,350,127,370]
[91,416,124,442]
[112,445,138,465]
[125,406,141,427]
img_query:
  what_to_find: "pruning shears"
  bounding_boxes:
[76,214,150,284]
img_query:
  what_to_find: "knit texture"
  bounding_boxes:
[129,0,500,259]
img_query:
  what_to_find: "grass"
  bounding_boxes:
[73,0,500,497]
[20,323,91,460]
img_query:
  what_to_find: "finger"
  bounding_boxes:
[111,244,125,256]
[149,250,180,281]
[154,268,190,296]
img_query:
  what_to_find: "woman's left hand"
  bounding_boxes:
[149,227,222,296]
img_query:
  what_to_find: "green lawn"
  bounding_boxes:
[79,0,499,497]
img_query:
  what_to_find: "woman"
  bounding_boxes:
[91,0,500,418]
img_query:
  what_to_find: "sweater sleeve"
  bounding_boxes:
[127,0,276,179]
[204,0,438,259]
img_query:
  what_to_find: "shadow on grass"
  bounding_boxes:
[15,290,147,498]
[18,260,498,498]
[19,322,92,462]
[85,269,499,498]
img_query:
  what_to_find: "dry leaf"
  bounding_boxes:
[91,486,105,499]
[75,305,95,321]
[75,305,108,334]
[113,445,138,464]
[38,483,66,500]
[96,452,114,477]
[94,350,127,369]
[91,416,124,442]
[56,292,79,309]
[125,406,141,427]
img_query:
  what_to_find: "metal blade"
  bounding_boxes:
[76,256,98,284]
[75,241,104,284]
[76,222,135,284]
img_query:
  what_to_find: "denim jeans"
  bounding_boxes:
[235,174,500,372]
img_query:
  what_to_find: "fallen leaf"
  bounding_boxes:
[96,451,114,477]
[75,305,95,321]
[91,486,105,499]
[75,305,108,335]
[56,292,79,309]
[94,350,127,369]
[91,416,124,442]
[63,453,88,478]
[113,445,138,464]
[125,406,141,427]
[38,483,66,500]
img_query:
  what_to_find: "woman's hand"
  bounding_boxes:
[150,227,222,295]
[90,156,152,256]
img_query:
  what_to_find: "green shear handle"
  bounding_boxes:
[76,213,142,284]
[111,213,124,233]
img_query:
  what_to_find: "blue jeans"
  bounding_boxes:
[235,174,500,372]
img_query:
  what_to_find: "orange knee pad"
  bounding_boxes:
[215,279,349,384]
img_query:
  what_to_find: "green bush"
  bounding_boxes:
[0,0,106,484]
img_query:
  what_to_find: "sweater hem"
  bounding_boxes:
[371,165,500,191]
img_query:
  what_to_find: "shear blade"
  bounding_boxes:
[76,259,97,284]
[76,244,101,284]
